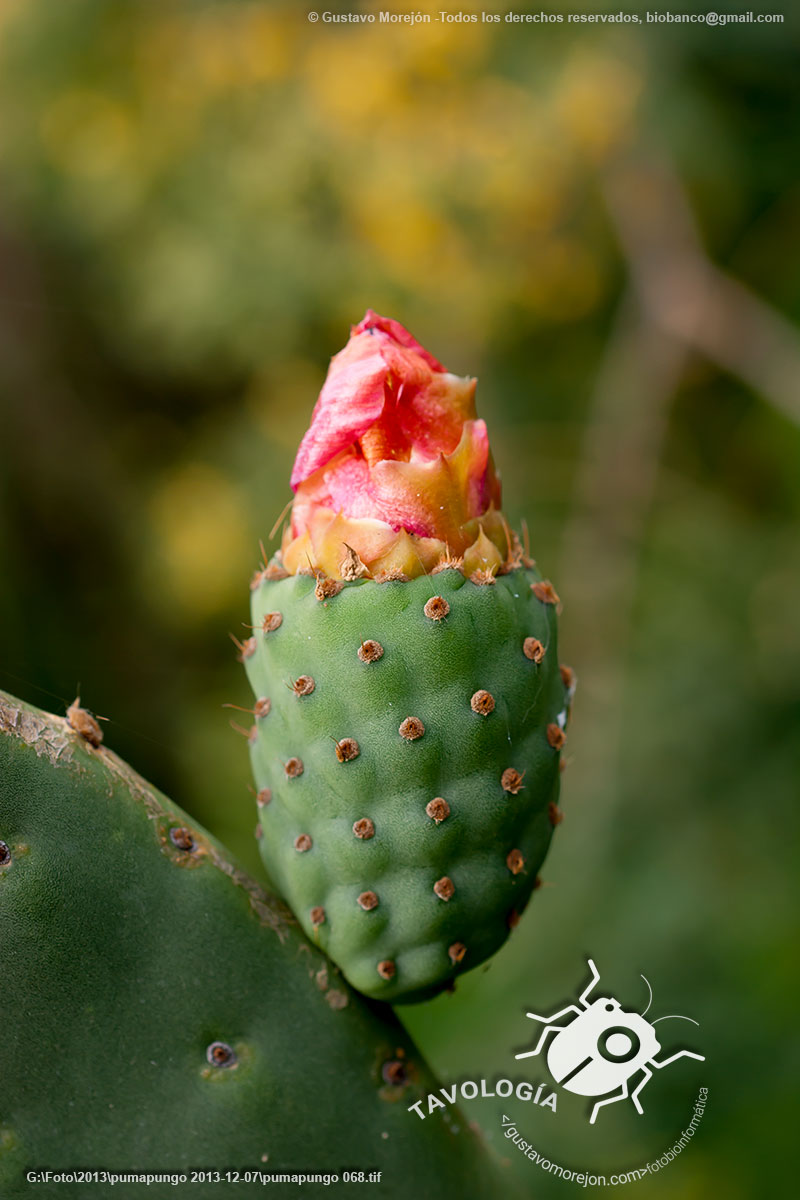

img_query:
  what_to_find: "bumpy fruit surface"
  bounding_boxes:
[246,566,569,1004]
[244,312,573,1004]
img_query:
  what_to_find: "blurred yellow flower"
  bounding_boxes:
[149,463,250,621]
[40,89,134,179]
[554,48,642,160]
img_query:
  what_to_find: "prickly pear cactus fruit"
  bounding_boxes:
[243,313,574,1004]
[0,691,516,1199]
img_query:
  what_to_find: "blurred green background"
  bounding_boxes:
[0,1,797,1196]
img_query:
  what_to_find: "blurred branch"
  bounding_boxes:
[558,153,800,817]
[557,293,686,813]
[605,160,800,427]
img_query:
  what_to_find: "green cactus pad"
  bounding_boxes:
[0,691,516,1199]
[245,566,571,1004]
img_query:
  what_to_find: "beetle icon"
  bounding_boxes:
[515,959,704,1124]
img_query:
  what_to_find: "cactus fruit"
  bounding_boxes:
[0,691,515,1198]
[244,313,573,1004]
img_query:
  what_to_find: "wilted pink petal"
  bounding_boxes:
[290,334,388,488]
[351,310,445,371]
[286,312,506,572]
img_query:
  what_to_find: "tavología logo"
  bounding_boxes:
[406,1076,558,1122]
[515,958,705,1124]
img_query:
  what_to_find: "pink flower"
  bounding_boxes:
[289,311,502,554]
